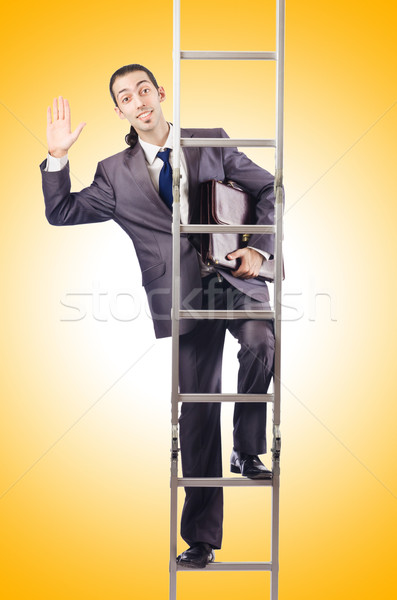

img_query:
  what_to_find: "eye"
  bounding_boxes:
[141,87,150,94]
[121,96,130,104]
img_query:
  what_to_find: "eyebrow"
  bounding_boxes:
[116,79,151,98]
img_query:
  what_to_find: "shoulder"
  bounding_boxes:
[98,146,135,169]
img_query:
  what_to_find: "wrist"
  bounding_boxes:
[48,149,68,159]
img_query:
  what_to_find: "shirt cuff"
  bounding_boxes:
[45,153,68,172]
[247,246,270,261]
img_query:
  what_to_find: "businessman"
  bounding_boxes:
[41,63,276,568]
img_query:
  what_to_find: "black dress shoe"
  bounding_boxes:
[176,543,215,568]
[230,448,272,479]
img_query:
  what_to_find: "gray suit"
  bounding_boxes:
[41,127,276,548]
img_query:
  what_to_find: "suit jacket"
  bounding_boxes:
[40,127,276,338]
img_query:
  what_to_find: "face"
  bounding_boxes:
[112,70,166,137]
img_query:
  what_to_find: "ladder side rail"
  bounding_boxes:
[271,1,285,599]
[274,0,285,426]
[170,1,181,599]
[171,0,182,422]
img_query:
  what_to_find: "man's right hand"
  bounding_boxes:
[47,96,86,158]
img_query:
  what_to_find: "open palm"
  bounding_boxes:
[47,96,85,157]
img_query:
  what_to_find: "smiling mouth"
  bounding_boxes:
[137,110,153,121]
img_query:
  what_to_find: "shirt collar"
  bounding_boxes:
[139,123,173,166]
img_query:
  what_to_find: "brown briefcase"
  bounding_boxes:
[199,179,281,282]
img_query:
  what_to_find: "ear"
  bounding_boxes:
[158,86,166,103]
[114,106,126,120]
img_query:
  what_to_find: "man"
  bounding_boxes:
[41,63,276,568]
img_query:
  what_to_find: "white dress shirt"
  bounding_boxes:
[138,124,190,225]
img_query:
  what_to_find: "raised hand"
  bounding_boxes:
[46,96,86,158]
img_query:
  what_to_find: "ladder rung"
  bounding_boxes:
[177,561,272,572]
[177,477,272,487]
[179,224,275,234]
[178,310,275,320]
[180,51,277,61]
[178,393,274,403]
[180,138,276,148]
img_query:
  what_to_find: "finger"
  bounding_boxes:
[231,265,249,278]
[71,121,86,142]
[227,248,245,260]
[233,255,257,278]
[47,106,52,126]
[53,97,58,120]
[64,98,70,124]
[58,96,64,120]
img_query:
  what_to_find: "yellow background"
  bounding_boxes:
[1,0,396,598]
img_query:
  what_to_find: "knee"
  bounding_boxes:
[238,322,275,365]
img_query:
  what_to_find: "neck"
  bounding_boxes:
[139,118,170,146]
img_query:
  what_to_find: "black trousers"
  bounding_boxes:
[178,273,275,549]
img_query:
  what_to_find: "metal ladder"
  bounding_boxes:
[169,1,285,598]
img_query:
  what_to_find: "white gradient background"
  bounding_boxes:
[0,1,396,598]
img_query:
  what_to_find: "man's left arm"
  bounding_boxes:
[218,128,279,278]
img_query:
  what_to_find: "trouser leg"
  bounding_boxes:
[178,308,226,549]
[227,292,275,455]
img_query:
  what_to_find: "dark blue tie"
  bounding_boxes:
[157,148,173,209]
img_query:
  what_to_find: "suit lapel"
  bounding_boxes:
[123,142,172,219]
[123,129,201,223]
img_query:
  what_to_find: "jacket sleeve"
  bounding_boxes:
[219,128,282,257]
[40,159,115,226]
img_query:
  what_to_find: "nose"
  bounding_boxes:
[132,93,146,111]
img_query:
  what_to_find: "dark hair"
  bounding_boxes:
[109,63,159,148]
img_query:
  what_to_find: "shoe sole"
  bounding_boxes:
[177,553,215,569]
[177,560,210,569]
